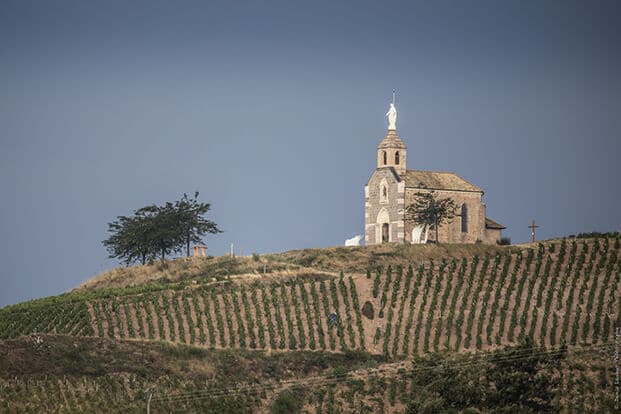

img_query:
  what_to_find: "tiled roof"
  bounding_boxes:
[403,170,483,192]
[377,130,407,149]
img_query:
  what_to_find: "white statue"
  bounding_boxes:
[386,103,397,130]
[345,235,363,246]
[411,224,428,244]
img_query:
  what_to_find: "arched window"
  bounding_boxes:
[461,204,468,233]
[382,223,389,242]
[383,151,387,165]
[376,208,390,243]
[395,151,400,165]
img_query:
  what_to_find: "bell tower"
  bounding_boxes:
[376,99,407,175]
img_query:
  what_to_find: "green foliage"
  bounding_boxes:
[576,231,620,239]
[260,285,277,349]
[231,291,247,348]
[372,267,382,298]
[289,282,307,349]
[102,192,221,264]
[487,337,564,412]
[361,301,374,320]
[319,280,337,350]
[270,284,286,349]
[405,187,457,243]
[240,287,256,349]
[338,275,356,348]
[404,338,565,413]
[211,291,226,347]
[329,279,348,350]
[279,283,297,350]
[270,388,306,414]
[250,287,266,348]
[348,276,366,349]
[308,279,326,350]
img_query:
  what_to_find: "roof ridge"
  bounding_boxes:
[407,169,458,174]
[403,170,483,193]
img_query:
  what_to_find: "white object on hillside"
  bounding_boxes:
[411,225,429,244]
[345,235,363,246]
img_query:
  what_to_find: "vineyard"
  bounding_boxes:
[0,334,615,413]
[2,237,619,355]
[1,236,620,412]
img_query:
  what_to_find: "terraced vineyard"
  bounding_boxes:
[1,236,620,412]
[2,237,619,357]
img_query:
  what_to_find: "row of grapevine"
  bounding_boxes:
[423,260,446,353]
[368,237,621,356]
[433,260,456,352]
[463,256,489,349]
[31,301,93,338]
[3,237,620,356]
[78,277,365,352]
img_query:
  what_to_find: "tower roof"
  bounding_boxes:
[377,130,407,150]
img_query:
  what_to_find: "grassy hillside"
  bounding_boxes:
[73,242,515,291]
[1,236,619,412]
[0,334,615,413]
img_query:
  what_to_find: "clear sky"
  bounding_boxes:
[1,0,619,307]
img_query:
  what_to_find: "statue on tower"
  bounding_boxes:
[386,102,397,130]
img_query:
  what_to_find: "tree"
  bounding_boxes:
[102,193,221,264]
[405,188,457,243]
[174,192,222,257]
[138,202,181,261]
[102,213,154,265]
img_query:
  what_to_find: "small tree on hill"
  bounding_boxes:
[103,192,221,264]
[405,188,457,243]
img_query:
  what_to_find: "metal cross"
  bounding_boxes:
[528,219,539,243]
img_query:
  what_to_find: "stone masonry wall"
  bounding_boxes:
[404,188,487,244]
[365,168,405,244]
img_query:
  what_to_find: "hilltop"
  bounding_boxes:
[75,242,516,292]
[1,235,619,412]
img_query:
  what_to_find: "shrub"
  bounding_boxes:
[497,237,511,246]
[362,301,374,320]
[577,231,620,239]
[270,389,304,414]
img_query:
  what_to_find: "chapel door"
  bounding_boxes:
[382,223,389,243]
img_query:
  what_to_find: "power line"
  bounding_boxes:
[147,342,613,406]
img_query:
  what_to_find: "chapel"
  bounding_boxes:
[364,102,505,245]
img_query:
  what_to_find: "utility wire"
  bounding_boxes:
[148,342,613,405]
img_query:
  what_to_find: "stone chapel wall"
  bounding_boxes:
[365,168,405,244]
[403,188,485,244]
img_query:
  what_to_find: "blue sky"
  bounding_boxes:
[1,0,619,307]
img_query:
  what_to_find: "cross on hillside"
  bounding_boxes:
[529,220,539,243]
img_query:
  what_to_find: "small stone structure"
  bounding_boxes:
[193,245,208,257]
[365,103,505,245]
